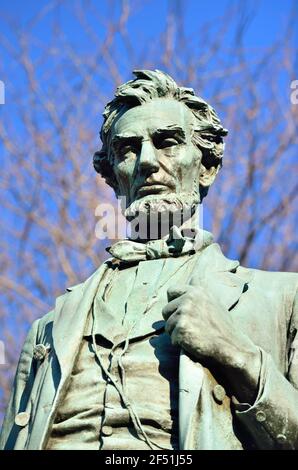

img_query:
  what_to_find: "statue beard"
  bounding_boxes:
[123,187,200,240]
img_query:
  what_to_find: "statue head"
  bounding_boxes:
[93,70,227,222]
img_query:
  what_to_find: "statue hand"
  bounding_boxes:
[162,283,261,403]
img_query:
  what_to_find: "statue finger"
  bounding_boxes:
[162,297,181,320]
[167,285,188,302]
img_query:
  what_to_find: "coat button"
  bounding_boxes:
[276,434,286,445]
[15,412,30,427]
[101,425,113,436]
[256,410,266,422]
[212,384,226,404]
[33,344,48,361]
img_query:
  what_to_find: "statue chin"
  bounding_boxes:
[123,189,200,224]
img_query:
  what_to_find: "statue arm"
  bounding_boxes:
[0,318,40,449]
[234,290,298,449]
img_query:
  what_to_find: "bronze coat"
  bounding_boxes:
[1,243,298,450]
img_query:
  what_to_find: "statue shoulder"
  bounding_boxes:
[238,264,298,288]
[33,283,85,339]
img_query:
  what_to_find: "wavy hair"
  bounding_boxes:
[93,69,228,200]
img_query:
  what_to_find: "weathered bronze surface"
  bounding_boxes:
[1,70,297,450]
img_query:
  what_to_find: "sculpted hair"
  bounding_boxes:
[93,69,228,200]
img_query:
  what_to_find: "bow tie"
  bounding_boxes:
[106,226,213,263]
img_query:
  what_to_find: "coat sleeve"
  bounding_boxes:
[0,319,40,450]
[234,289,298,449]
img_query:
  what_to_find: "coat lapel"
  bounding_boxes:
[27,242,252,450]
[33,261,111,449]
[179,243,253,449]
[52,261,110,378]
[188,243,253,312]
[50,244,252,450]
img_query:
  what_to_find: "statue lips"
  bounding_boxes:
[136,181,171,198]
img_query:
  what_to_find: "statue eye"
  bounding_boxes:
[156,137,179,149]
[118,144,138,158]
[122,145,135,154]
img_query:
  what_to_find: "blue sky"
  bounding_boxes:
[1,0,296,142]
[0,0,297,425]
[1,0,297,50]
[0,0,297,255]
[0,0,297,265]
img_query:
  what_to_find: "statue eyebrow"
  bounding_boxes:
[153,126,186,141]
[111,126,186,148]
[111,134,142,149]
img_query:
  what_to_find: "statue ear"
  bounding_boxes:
[199,164,220,189]
[93,150,119,194]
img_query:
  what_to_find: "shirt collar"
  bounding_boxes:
[106,226,214,264]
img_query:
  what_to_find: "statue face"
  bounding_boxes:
[110,98,202,215]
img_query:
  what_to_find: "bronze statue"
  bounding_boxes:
[1,70,297,450]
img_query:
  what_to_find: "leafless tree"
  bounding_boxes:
[0,0,297,421]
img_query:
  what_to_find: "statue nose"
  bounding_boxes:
[138,141,159,174]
